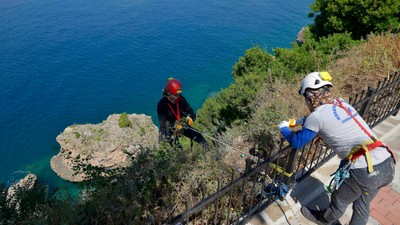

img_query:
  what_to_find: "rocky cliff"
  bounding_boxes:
[7,173,37,208]
[50,113,159,182]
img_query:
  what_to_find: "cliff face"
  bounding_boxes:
[7,174,37,207]
[50,114,159,182]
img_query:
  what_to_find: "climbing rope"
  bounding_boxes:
[186,126,258,160]
[326,159,351,193]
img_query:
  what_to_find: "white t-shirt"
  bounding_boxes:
[304,98,391,169]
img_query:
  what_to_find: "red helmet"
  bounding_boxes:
[164,78,182,95]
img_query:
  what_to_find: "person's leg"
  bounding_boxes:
[348,157,395,225]
[301,174,361,225]
[323,176,362,223]
[349,188,378,225]
[183,128,209,150]
[301,207,330,225]
[304,157,395,225]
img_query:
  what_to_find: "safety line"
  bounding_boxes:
[187,127,258,159]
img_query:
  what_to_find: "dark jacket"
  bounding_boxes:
[157,96,209,149]
[157,96,196,132]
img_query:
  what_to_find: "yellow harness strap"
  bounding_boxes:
[347,140,378,173]
[336,99,396,173]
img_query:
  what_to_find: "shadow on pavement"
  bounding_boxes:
[290,176,331,210]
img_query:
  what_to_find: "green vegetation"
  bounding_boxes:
[309,0,400,39]
[139,127,146,136]
[0,183,49,224]
[2,1,400,223]
[1,144,230,224]
[197,30,359,134]
[118,112,132,128]
[73,131,81,139]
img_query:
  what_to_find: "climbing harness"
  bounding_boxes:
[164,102,258,159]
[326,159,351,193]
[162,102,191,148]
[167,102,181,121]
[336,99,396,171]
[162,120,191,149]
[326,99,396,193]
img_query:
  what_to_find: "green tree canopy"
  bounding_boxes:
[310,0,400,39]
[232,47,274,79]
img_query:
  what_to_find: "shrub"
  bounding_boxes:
[198,31,359,133]
[274,30,358,74]
[118,112,132,128]
[232,47,274,79]
[197,72,268,133]
[309,0,400,39]
[0,183,49,224]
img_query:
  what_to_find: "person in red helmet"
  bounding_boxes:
[157,78,209,149]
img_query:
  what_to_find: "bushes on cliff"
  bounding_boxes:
[197,72,267,133]
[118,112,132,128]
[33,142,229,224]
[309,0,400,39]
[197,30,358,134]
[275,30,358,74]
[232,47,274,79]
[325,32,400,97]
[0,183,49,224]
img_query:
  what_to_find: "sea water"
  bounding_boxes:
[0,0,314,186]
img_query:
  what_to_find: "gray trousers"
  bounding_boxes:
[323,157,395,225]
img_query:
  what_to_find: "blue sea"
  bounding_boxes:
[0,0,314,187]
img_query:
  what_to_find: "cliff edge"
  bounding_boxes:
[50,113,159,182]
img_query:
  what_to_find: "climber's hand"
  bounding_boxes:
[186,117,193,126]
[175,123,183,130]
[278,121,290,129]
[289,118,305,127]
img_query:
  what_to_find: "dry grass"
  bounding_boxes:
[327,33,400,98]
[218,78,309,172]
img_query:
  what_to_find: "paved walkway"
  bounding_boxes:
[248,113,400,225]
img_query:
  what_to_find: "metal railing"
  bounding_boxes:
[168,71,400,225]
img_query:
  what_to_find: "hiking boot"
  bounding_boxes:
[301,206,330,225]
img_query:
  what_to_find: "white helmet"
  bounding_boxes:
[299,71,333,95]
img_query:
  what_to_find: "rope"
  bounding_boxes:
[326,160,351,193]
[186,126,258,160]
[275,200,292,225]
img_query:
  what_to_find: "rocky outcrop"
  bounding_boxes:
[7,173,37,209]
[296,27,309,45]
[51,114,159,182]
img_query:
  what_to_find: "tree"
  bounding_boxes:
[232,47,274,79]
[309,0,400,39]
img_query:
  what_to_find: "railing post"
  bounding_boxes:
[284,147,299,188]
[394,100,400,116]
[358,87,374,117]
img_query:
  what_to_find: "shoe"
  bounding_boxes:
[301,206,330,225]
[331,221,342,225]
